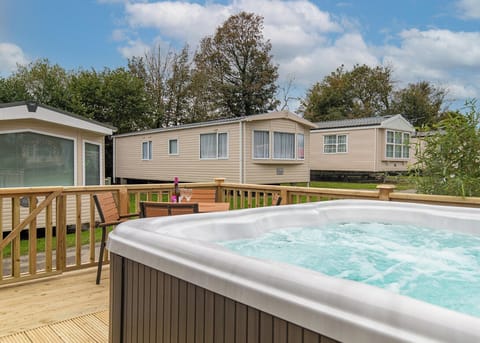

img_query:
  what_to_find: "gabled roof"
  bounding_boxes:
[0,101,116,135]
[312,114,415,132]
[114,111,316,138]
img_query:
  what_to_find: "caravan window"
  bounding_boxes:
[323,134,347,153]
[200,133,228,159]
[0,131,74,187]
[386,131,410,158]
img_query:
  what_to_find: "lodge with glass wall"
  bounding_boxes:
[0,102,114,188]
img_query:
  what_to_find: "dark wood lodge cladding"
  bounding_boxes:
[110,253,340,343]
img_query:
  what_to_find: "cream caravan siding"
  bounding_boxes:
[407,136,426,168]
[1,119,106,231]
[115,122,241,182]
[244,119,310,184]
[310,128,377,172]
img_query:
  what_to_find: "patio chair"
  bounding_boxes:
[93,192,138,284]
[140,202,199,218]
[180,189,217,203]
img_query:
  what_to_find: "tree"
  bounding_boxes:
[391,81,447,127]
[300,64,393,122]
[128,44,194,128]
[12,59,70,109]
[0,76,28,102]
[67,68,104,120]
[99,67,149,133]
[193,12,279,117]
[412,100,480,196]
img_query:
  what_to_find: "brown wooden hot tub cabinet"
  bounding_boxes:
[109,253,339,343]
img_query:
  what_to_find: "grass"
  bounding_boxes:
[2,227,106,258]
[303,180,414,191]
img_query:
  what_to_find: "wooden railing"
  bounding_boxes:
[1,179,480,285]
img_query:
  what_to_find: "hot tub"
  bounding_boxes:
[107,200,480,342]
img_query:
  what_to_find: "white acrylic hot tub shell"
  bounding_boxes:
[107,200,480,343]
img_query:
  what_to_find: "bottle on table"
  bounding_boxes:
[174,176,180,203]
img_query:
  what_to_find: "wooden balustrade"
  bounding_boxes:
[1,180,480,285]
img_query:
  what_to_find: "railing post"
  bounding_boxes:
[56,194,67,272]
[214,178,226,202]
[376,184,396,201]
[280,188,288,205]
[118,186,129,215]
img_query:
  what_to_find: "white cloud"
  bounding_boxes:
[280,33,378,88]
[0,43,28,75]
[457,0,480,19]
[124,0,340,49]
[125,1,231,44]
[383,29,480,100]
[109,0,480,110]
[117,39,151,59]
[121,0,345,87]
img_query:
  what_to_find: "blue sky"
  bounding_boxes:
[1,0,479,112]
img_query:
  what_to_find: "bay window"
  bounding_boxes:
[297,133,305,160]
[273,132,295,159]
[386,131,410,158]
[253,130,270,159]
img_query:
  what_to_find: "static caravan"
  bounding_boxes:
[114,111,316,184]
[0,101,115,230]
[310,114,415,179]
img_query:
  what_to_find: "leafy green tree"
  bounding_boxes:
[193,12,279,117]
[99,67,149,133]
[413,100,480,196]
[13,59,70,109]
[300,64,393,122]
[67,69,104,120]
[391,81,447,127]
[0,76,28,102]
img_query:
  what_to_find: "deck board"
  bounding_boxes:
[0,311,108,343]
[0,266,109,341]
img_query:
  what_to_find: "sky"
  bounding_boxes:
[1,0,480,112]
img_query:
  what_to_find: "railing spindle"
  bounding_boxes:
[11,197,20,277]
[29,195,37,275]
[75,194,82,266]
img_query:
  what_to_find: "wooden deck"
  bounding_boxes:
[0,266,109,342]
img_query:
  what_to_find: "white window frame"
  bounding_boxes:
[83,140,102,186]
[168,138,179,155]
[252,130,270,159]
[386,130,410,159]
[142,140,152,160]
[296,133,305,160]
[199,132,229,160]
[273,131,296,160]
[0,129,77,186]
[323,134,348,154]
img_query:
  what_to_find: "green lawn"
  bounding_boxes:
[2,227,106,258]
[303,180,414,191]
